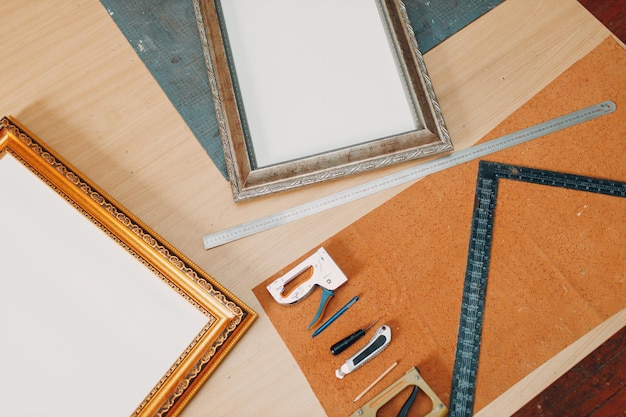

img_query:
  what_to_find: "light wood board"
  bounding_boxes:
[0,1,621,415]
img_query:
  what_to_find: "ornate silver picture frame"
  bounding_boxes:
[194,0,452,201]
[0,117,256,416]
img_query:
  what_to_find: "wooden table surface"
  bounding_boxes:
[1,1,624,416]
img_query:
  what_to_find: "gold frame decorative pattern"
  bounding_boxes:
[194,0,452,201]
[0,116,256,416]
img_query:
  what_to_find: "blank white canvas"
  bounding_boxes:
[221,0,416,167]
[0,155,207,416]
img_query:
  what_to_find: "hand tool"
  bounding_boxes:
[335,324,391,379]
[311,295,358,338]
[349,366,447,417]
[266,247,347,329]
[449,160,626,417]
[203,101,615,249]
[352,361,397,403]
[330,319,379,355]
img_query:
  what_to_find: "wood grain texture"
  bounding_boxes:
[512,326,625,417]
[580,0,626,42]
[0,1,620,416]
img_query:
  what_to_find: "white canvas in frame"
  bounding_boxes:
[0,117,256,416]
[195,0,452,200]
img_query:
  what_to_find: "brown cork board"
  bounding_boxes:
[253,37,626,417]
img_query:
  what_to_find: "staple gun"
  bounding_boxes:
[266,247,348,329]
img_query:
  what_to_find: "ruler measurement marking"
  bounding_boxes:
[451,172,497,416]
[449,160,626,417]
[203,101,615,249]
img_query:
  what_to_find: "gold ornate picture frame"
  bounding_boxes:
[0,116,256,416]
[194,0,452,201]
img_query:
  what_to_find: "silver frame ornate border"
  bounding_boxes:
[194,0,452,201]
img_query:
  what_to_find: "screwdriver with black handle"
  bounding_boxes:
[330,319,379,355]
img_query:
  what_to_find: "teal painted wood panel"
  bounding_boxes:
[101,0,504,178]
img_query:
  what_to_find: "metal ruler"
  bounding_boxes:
[203,101,615,249]
[449,160,626,417]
